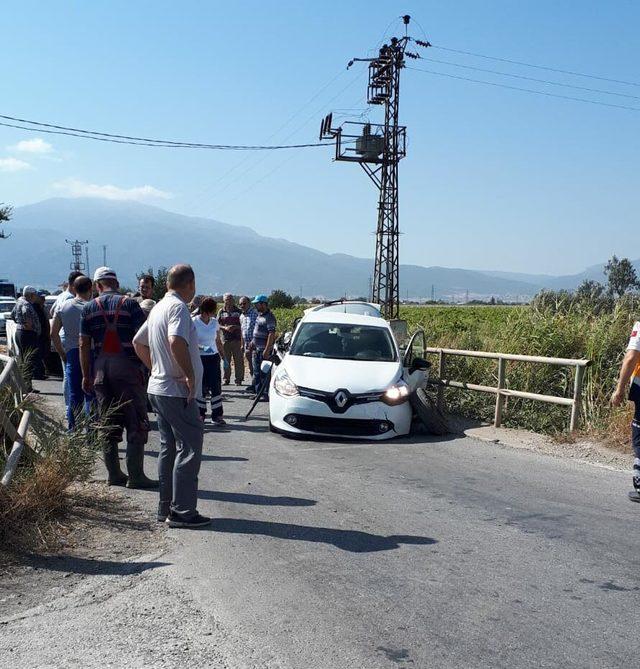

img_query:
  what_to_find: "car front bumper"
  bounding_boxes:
[269,390,412,440]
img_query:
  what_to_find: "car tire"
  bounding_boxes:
[410,388,449,436]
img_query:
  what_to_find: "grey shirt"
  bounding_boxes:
[133,291,203,398]
[56,297,86,352]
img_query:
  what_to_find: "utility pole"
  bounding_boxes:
[102,245,107,266]
[320,15,423,322]
[65,239,88,272]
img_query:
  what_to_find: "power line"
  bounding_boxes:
[406,66,640,112]
[420,56,640,100]
[430,44,640,88]
[0,114,330,150]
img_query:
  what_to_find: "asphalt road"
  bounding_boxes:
[38,379,640,667]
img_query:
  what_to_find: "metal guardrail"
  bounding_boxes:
[426,347,592,432]
[0,352,31,486]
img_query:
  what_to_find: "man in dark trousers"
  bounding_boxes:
[612,321,640,503]
[249,294,277,399]
[32,291,50,380]
[80,266,157,489]
[11,286,41,392]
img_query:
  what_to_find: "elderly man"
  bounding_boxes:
[133,264,210,528]
[11,286,41,392]
[239,295,258,392]
[218,293,244,385]
[80,267,157,489]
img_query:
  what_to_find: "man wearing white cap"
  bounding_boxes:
[79,267,157,489]
[11,285,41,392]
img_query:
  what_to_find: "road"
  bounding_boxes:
[15,379,640,667]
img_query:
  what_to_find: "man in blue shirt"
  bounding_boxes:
[249,294,277,399]
[80,266,157,489]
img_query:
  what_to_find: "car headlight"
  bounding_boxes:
[274,369,299,397]
[381,382,410,405]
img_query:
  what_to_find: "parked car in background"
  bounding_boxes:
[264,303,430,440]
[0,297,16,336]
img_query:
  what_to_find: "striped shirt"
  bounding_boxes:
[80,291,146,361]
[240,307,258,350]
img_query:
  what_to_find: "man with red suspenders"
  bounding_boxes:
[80,267,157,489]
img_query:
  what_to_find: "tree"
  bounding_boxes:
[604,255,639,298]
[268,289,295,309]
[0,203,13,239]
[575,279,605,301]
[137,266,169,301]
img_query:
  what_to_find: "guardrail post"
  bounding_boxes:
[494,356,506,427]
[570,364,585,432]
[437,350,446,411]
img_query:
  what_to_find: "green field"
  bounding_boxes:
[273,304,634,438]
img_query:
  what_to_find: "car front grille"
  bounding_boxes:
[297,386,381,414]
[284,414,394,437]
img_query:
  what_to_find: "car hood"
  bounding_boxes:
[282,355,401,394]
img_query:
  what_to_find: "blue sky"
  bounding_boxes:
[1,1,638,275]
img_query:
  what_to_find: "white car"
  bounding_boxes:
[0,297,16,336]
[264,304,429,440]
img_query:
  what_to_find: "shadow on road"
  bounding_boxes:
[22,554,169,577]
[199,490,316,506]
[207,518,437,553]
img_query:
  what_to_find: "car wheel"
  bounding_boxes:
[410,388,449,435]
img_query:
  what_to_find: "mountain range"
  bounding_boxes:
[0,198,627,300]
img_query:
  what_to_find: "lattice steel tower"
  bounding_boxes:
[321,15,419,320]
[65,239,88,272]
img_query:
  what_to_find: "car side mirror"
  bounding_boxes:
[409,357,431,374]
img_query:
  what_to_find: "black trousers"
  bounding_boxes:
[16,329,39,390]
[198,354,223,419]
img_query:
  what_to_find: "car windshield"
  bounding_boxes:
[315,303,382,317]
[0,302,14,313]
[290,323,396,362]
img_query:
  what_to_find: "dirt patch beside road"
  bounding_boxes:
[0,483,239,669]
[0,482,166,618]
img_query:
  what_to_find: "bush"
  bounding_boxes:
[0,383,106,552]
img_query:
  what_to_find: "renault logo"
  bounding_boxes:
[334,390,349,408]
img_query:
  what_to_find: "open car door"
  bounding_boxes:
[402,329,430,392]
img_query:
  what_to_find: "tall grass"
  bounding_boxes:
[0,385,105,552]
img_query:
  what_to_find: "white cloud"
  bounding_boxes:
[9,138,53,154]
[52,178,173,202]
[0,157,32,172]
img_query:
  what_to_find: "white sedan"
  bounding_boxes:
[263,306,429,440]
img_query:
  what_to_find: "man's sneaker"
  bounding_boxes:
[628,490,640,503]
[212,418,227,427]
[165,512,212,528]
[244,385,256,393]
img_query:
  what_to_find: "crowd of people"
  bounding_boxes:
[11,263,277,528]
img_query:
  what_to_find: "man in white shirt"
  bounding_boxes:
[133,264,210,528]
[611,321,640,503]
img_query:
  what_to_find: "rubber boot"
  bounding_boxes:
[103,443,127,486]
[125,442,159,489]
